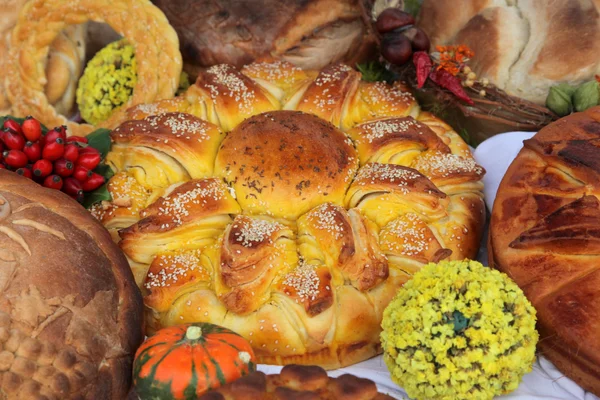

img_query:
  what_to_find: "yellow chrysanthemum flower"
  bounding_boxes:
[76,40,190,126]
[76,39,137,125]
[381,260,538,400]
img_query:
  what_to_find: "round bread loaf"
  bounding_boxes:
[0,171,143,399]
[489,106,600,396]
[94,61,486,369]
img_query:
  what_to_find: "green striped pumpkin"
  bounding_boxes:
[133,323,256,399]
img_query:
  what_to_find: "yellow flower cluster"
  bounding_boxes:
[76,39,137,125]
[381,260,538,400]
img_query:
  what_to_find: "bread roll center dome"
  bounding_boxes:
[214,110,359,219]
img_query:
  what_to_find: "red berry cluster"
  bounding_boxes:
[0,117,105,203]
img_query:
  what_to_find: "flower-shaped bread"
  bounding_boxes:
[94,61,486,369]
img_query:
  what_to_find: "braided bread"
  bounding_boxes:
[4,0,182,136]
[489,107,600,396]
[0,0,86,116]
[94,61,486,369]
[0,171,142,399]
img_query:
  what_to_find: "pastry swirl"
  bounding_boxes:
[4,0,182,136]
[94,60,486,369]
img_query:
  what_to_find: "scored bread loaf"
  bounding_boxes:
[417,0,600,104]
[92,60,486,369]
[489,106,600,396]
[0,171,143,399]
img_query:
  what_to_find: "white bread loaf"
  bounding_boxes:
[417,0,600,104]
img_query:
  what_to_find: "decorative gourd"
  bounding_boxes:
[133,323,256,399]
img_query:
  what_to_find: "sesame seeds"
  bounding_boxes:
[111,174,148,206]
[314,65,353,87]
[283,260,321,301]
[146,114,209,142]
[242,61,302,82]
[302,65,354,112]
[363,82,414,114]
[413,152,484,177]
[233,217,283,247]
[133,102,160,115]
[157,181,226,226]
[96,62,485,359]
[360,118,418,143]
[383,214,430,256]
[205,64,256,112]
[145,250,204,289]
[355,163,421,194]
[308,204,345,240]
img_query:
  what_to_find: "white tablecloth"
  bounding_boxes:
[258,131,600,400]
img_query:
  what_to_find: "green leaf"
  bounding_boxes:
[573,81,600,112]
[82,183,111,209]
[85,128,112,158]
[546,85,574,117]
[94,163,115,181]
[356,61,395,83]
[451,310,469,333]
[403,0,423,18]
[82,163,114,209]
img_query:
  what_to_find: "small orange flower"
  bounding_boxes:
[434,45,474,76]
[596,75,600,83]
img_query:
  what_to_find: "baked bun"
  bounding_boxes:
[215,111,359,219]
[417,0,600,104]
[0,170,143,399]
[95,61,485,369]
[0,0,86,116]
[489,106,600,396]
[152,0,376,74]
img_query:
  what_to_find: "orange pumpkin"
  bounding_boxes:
[133,323,256,399]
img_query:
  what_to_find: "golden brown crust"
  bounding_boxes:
[345,163,449,226]
[119,179,241,264]
[490,106,600,395]
[295,64,361,127]
[0,170,142,399]
[343,81,420,130]
[214,111,359,219]
[191,64,280,132]
[110,112,225,180]
[4,0,182,136]
[347,116,451,165]
[100,61,485,370]
[218,216,297,315]
[297,204,389,291]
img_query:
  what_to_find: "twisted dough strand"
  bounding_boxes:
[4,0,182,136]
[95,61,486,369]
